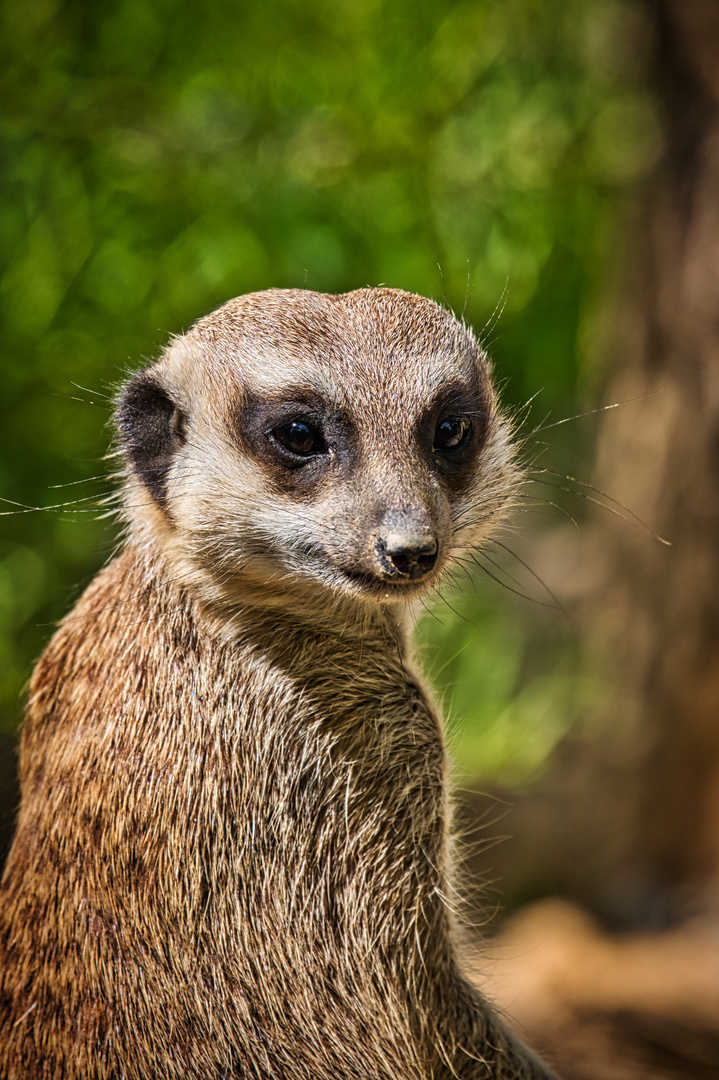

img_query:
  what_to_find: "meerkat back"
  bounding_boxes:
[0,288,555,1079]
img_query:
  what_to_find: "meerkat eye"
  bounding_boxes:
[433,416,472,452]
[272,420,327,457]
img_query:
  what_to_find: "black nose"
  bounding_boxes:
[377,510,439,581]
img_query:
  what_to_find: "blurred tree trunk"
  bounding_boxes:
[471,0,719,927]
[585,0,719,903]
[476,3,719,1076]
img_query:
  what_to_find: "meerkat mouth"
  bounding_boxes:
[338,565,438,598]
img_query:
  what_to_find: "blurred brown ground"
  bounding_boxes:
[472,898,719,1080]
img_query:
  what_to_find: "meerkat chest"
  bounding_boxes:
[135,620,451,971]
[210,626,447,868]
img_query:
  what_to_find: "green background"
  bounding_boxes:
[0,0,657,781]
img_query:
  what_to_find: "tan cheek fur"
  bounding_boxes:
[0,287,552,1080]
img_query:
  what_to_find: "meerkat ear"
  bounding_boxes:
[116,371,187,507]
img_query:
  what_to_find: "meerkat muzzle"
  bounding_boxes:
[375,507,439,581]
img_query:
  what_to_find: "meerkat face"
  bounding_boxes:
[117,288,518,611]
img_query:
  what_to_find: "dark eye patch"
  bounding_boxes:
[233,386,352,492]
[421,377,492,487]
[116,372,188,507]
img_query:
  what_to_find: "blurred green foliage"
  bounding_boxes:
[0,0,658,777]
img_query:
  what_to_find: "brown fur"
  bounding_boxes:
[0,288,555,1078]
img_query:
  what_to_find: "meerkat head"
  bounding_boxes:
[116,288,518,617]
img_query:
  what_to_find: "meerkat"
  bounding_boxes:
[0,288,555,1079]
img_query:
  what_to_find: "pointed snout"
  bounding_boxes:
[375,508,439,581]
